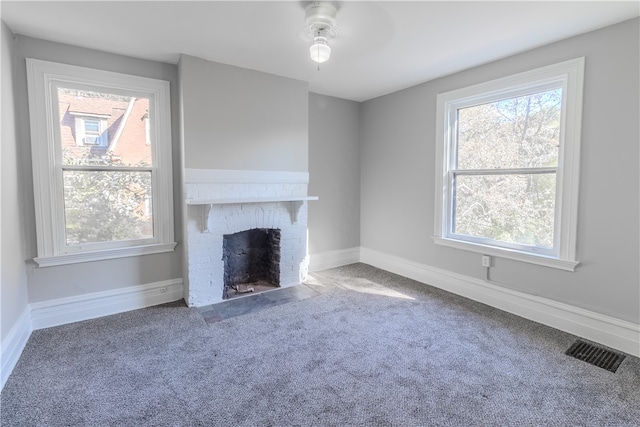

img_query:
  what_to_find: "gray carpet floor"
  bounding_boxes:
[1,263,639,426]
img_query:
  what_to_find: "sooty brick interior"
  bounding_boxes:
[222,228,281,299]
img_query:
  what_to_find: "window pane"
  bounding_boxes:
[58,88,152,167]
[84,120,100,134]
[453,173,556,248]
[457,88,561,170]
[63,171,153,245]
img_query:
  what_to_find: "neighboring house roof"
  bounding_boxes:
[63,91,129,117]
[58,90,151,166]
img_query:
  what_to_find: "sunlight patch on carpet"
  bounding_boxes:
[338,278,416,300]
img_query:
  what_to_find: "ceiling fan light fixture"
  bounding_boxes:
[305,2,337,66]
[310,35,331,63]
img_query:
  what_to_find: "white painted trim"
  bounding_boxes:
[185,168,309,184]
[34,242,177,267]
[25,58,175,263]
[309,247,361,272]
[1,307,32,391]
[30,278,184,330]
[432,237,578,271]
[1,279,184,391]
[360,247,640,357]
[433,58,584,269]
[186,196,318,206]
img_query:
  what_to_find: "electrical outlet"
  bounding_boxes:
[482,255,491,267]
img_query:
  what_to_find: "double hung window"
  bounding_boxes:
[26,59,176,266]
[433,59,584,270]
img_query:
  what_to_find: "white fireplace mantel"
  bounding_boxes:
[187,196,318,231]
[186,195,318,205]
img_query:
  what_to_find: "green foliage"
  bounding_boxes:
[62,152,152,245]
[453,89,561,248]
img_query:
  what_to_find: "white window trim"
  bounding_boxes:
[26,58,176,267]
[433,58,585,271]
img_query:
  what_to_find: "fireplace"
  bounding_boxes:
[183,169,317,307]
[222,228,281,299]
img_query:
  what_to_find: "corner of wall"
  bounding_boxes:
[0,307,32,391]
[1,18,33,392]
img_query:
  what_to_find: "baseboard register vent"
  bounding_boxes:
[565,340,626,373]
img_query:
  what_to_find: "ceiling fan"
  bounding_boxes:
[305,1,338,65]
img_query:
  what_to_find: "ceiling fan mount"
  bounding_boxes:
[305,2,337,38]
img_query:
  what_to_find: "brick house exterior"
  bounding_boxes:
[58,89,151,166]
[58,89,153,231]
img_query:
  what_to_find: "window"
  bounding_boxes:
[71,114,109,146]
[82,118,100,142]
[433,58,584,271]
[26,59,176,266]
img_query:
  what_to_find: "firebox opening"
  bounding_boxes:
[222,228,281,299]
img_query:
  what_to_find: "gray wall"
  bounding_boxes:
[308,93,361,254]
[1,22,29,341]
[12,35,183,302]
[360,18,640,323]
[180,54,309,172]
[3,17,637,332]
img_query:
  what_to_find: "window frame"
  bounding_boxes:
[433,58,585,271]
[26,58,176,267]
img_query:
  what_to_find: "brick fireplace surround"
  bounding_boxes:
[184,169,316,307]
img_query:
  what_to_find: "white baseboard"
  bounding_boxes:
[360,247,640,357]
[2,279,183,391]
[309,247,361,272]
[30,278,184,330]
[1,307,32,391]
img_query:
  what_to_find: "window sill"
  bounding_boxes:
[33,242,177,267]
[432,237,579,271]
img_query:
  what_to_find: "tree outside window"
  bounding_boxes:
[26,59,175,267]
[433,58,584,271]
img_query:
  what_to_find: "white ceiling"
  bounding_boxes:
[2,1,638,101]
